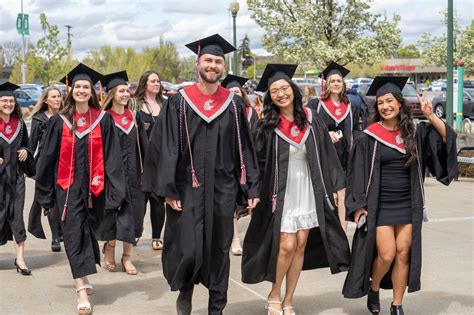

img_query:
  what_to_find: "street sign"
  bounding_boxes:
[16,13,29,35]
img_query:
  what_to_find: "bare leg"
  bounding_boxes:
[122,242,137,274]
[282,230,309,314]
[231,217,242,255]
[268,233,297,314]
[75,277,91,311]
[371,226,396,291]
[391,224,412,305]
[14,240,28,269]
[103,239,116,271]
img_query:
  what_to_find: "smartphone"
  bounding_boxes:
[357,215,367,229]
[335,130,343,140]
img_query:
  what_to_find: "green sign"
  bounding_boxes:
[16,13,29,35]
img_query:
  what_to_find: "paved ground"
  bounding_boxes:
[0,177,473,314]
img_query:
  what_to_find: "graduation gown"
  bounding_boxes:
[27,110,59,239]
[97,109,147,244]
[241,112,351,284]
[307,98,355,170]
[143,85,260,292]
[0,118,32,245]
[342,121,457,298]
[35,111,125,279]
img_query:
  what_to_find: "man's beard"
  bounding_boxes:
[199,68,222,84]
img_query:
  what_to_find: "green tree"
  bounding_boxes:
[143,37,181,82]
[238,34,253,71]
[247,0,402,70]
[178,55,198,82]
[398,45,421,59]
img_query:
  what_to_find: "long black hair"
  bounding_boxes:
[370,92,416,166]
[258,79,307,134]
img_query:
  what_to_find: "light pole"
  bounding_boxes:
[446,0,454,126]
[229,0,240,75]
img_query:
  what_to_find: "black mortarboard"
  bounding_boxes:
[256,64,298,92]
[319,61,350,79]
[366,76,409,97]
[185,34,235,58]
[59,63,103,86]
[221,74,248,89]
[100,71,129,92]
[0,82,20,97]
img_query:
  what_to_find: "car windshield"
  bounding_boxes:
[26,89,42,98]
[402,86,417,97]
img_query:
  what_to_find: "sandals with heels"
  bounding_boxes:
[265,299,282,315]
[14,258,32,276]
[121,253,138,275]
[283,306,296,315]
[367,283,381,314]
[152,239,163,250]
[231,237,243,256]
[102,241,116,272]
[76,286,93,314]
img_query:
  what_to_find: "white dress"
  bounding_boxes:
[280,145,319,233]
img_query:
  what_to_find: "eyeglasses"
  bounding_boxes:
[269,85,291,95]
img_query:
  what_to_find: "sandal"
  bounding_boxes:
[231,237,243,256]
[121,253,138,275]
[283,306,296,315]
[265,299,282,315]
[152,239,163,250]
[102,241,116,272]
[76,286,93,314]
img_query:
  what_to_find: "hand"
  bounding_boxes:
[419,93,435,120]
[17,149,27,162]
[328,131,340,143]
[0,157,3,165]
[354,208,368,225]
[165,198,182,211]
[247,198,260,216]
[333,192,338,207]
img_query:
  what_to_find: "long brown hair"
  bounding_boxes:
[0,96,22,119]
[321,73,349,104]
[102,85,131,111]
[59,82,101,130]
[235,86,251,108]
[31,86,62,116]
[370,92,416,166]
[133,70,164,107]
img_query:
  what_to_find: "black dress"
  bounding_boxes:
[377,144,412,226]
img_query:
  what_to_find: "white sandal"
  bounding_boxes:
[231,238,243,256]
[265,299,282,315]
[83,284,94,295]
[283,306,296,315]
[76,286,93,314]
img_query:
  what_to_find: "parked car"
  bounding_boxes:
[430,81,447,91]
[463,80,474,89]
[361,84,424,118]
[20,83,43,92]
[431,90,474,118]
[161,81,179,97]
[13,88,41,107]
[416,83,430,92]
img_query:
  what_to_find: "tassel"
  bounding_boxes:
[61,204,67,222]
[240,165,247,185]
[320,77,325,98]
[99,82,103,104]
[271,194,277,213]
[423,206,429,222]
[65,75,69,94]
[191,170,200,188]
[325,195,335,211]
[88,193,93,208]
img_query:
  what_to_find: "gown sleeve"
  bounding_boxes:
[253,125,268,189]
[249,107,259,137]
[102,113,126,209]
[142,96,180,200]
[35,116,61,209]
[416,121,457,185]
[28,117,41,155]
[344,134,370,221]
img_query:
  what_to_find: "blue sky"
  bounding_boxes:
[0,0,472,60]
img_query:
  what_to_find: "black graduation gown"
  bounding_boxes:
[143,91,260,292]
[241,115,351,284]
[307,98,355,170]
[27,110,60,239]
[342,122,457,298]
[97,110,147,244]
[0,119,32,245]
[35,113,126,279]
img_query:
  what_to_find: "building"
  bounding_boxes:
[381,58,446,84]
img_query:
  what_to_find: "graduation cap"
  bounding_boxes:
[185,33,235,58]
[0,81,20,97]
[256,64,298,92]
[319,61,350,79]
[221,74,248,89]
[366,76,409,97]
[59,63,103,86]
[100,71,129,92]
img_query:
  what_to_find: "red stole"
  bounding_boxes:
[57,107,106,197]
[0,116,21,144]
[180,84,234,123]
[363,122,406,154]
[107,108,134,134]
[320,99,350,124]
[274,107,312,149]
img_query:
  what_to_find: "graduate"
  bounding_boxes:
[98,71,147,275]
[241,64,350,315]
[143,34,260,315]
[220,74,258,256]
[0,82,35,276]
[342,76,457,315]
[133,70,166,251]
[27,86,64,252]
[35,64,125,314]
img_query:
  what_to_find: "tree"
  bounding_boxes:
[238,34,253,71]
[142,37,181,82]
[1,42,22,66]
[418,13,473,76]
[247,0,402,70]
[398,45,421,59]
[179,55,198,82]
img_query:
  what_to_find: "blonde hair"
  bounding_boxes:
[102,85,131,111]
[31,87,62,116]
[321,73,348,103]
[303,85,316,105]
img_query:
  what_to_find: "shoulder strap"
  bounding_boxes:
[365,140,378,198]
